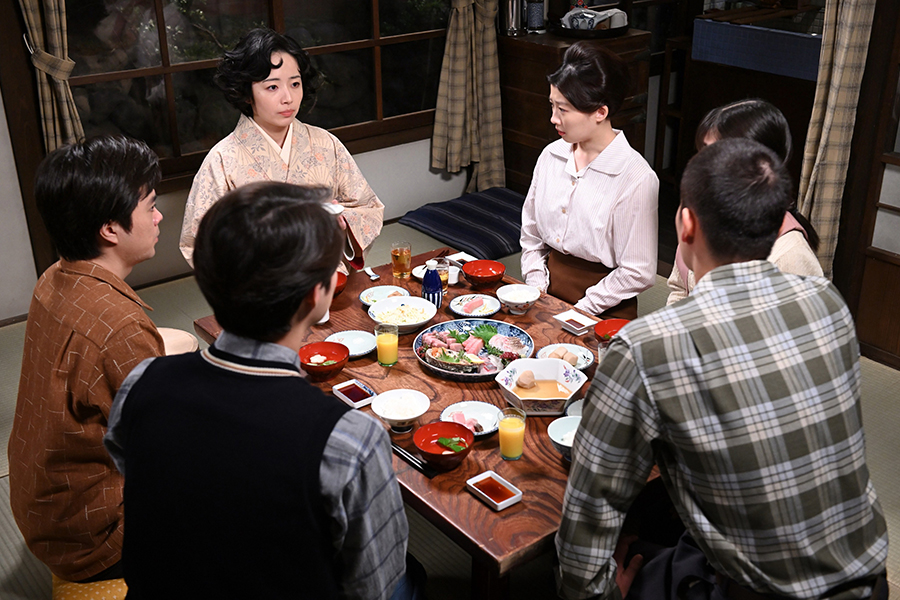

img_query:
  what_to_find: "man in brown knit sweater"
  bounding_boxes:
[8,136,165,583]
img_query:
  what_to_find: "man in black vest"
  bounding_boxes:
[105,182,416,599]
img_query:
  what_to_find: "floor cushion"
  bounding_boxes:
[398,187,525,260]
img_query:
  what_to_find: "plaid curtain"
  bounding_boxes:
[797,0,876,278]
[18,0,83,152]
[432,0,506,192]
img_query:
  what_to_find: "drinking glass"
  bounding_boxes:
[498,407,526,460]
[391,241,412,279]
[375,323,399,366]
[436,257,450,292]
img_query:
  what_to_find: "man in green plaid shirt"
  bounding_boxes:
[556,138,888,600]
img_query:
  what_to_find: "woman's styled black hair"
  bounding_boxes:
[215,28,321,118]
[547,41,631,117]
[681,138,792,263]
[695,98,819,252]
[34,135,160,262]
[193,182,343,342]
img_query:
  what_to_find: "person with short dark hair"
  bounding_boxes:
[106,182,416,599]
[556,139,888,600]
[667,99,822,305]
[519,41,658,318]
[179,27,384,274]
[9,135,165,583]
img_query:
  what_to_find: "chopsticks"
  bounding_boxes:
[391,443,438,479]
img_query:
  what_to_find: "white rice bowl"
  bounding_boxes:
[371,389,430,430]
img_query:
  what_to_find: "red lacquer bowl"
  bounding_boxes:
[298,341,350,382]
[413,421,475,471]
[462,260,506,288]
[594,318,630,344]
[333,272,348,297]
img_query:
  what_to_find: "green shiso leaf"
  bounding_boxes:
[437,437,468,452]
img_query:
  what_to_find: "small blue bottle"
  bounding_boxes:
[422,259,443,308]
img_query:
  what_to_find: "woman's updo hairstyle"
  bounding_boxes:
[694,98,791,162]
[215,28,321,118]
[547,41,631,117]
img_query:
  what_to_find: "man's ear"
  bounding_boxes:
[679,207,697,244]
[98,222,121,247]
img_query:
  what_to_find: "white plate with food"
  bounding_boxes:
[368,296,438,334]
[325,330,377,358]
[413,319,534,382]
[449,294,501,318]
[359,285,410,307]
[440,401,502,438]
[537,343,595,370]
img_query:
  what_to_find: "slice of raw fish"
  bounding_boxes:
[463,297,484,313]
[449,342,464,352]
[488,334,527,355]
[462,336,483,355]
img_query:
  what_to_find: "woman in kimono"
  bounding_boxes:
[179,28,383,272]
[665,99,822,304]
[519,42,658,318]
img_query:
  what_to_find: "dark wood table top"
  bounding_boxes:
[193,248,607,579]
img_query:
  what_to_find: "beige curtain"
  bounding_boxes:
[432,0,506,192]
[18,0,83,152]
[797,0,876,278]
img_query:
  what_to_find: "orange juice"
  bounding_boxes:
[498,414,526,460]
[376,332,399,366]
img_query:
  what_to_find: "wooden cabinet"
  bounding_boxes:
[497,30,652,195]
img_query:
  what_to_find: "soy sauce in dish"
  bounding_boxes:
[339,383,371,403]
[472,476,515,503]
[565,318,586,329]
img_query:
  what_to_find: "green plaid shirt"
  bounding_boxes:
[556,261,888,600]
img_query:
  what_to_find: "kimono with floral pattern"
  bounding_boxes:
[180,114,384,273]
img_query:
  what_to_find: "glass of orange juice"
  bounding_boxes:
[375,323,399,367]
[498,407,526,460]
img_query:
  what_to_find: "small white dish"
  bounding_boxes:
[565,398,584,416]
[495,357,588,416]
[368,296,438,334]
[412,264,461,283]
[332,379,377,409]
[446,251,478,266]
[325,330,377,358]
[537,343,595,371]
[359,285,410,307]
[449,294,501,318]
[370,389,431,433]
[552,309,598,336]
[440,401,502,438]
[466,471,523,511]
[547,415,582,461]
[322,203,345,216]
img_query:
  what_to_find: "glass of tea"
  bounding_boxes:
[391,241,412,279]
[498,407,526,460]
[435,257,450,293]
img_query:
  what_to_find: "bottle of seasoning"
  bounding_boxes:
[422,259,443,308]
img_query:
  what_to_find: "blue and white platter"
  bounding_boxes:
[413,319,535,382]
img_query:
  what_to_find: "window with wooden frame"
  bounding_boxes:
[66,0,449,187]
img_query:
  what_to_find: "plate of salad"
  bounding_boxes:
[413,319,534,382]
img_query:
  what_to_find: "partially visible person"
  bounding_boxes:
[8,135,165,583]
[179,27,383,273]
[520,41,658,319]
[556,138,888,600]
[667,98,823,305]
[107,182,417,599]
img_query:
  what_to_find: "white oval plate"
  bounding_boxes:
[449,294,501,318]
[537,343,595,371]
[359,285,410,307]
[325,330,377,358]
[440,401,502,438]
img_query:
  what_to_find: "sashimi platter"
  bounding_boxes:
[413,319,535,382]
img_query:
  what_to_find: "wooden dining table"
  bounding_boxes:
[193,248,608,600]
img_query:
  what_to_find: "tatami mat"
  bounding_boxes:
[0,322,25,478]
[0,477,51,600]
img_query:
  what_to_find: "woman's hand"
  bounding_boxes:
[614,535,644,598]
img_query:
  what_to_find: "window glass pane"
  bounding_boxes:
[894,127,900,153]
[380,0,450,36]
[163,0,267,64]
[172,69,242,154]
[304,49,376,129]
[382,38,445,118]
[68,0,162,76]
[879,164,900,210]
[73,76,173,157]
[871,209,900,255]
[284,3,372,46]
